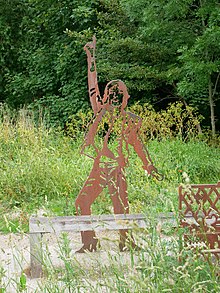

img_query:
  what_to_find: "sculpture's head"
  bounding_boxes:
[103,80,130,111]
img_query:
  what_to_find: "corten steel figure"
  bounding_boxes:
[75,36,162,253]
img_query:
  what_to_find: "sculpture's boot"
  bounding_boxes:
[76,231,99,253]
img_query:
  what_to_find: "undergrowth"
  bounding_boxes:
[0,103,219,292]
[0,103,219,233]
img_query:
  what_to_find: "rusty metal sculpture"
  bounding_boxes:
[75,36,162,253]
[179,182,220,258]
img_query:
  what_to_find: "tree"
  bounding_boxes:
[1,0,219,132]
[119,0,220,134]
[5,0,100,126]
[0,0,25,102]
[94,0,199,111]
[177,0,220,136]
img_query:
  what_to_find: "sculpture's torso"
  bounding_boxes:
[84,107,141,168]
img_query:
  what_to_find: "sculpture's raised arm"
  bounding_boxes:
[84,36,102,115]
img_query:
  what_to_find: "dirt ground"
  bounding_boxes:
[0,230,127,292]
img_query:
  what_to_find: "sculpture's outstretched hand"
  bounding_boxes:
[143,165,163,181]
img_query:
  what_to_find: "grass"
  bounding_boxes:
[0,106,219,292]
[1,228,219,292]
[41,230,219,292]
[0,107,220,232]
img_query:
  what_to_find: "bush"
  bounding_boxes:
[66,101,203,141]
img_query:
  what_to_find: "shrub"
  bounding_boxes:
[66,101,203,141]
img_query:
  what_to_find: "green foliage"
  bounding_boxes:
[131,101,202,140]
[66,101,203,141]
[65,108,94,138]
[177,1,220,124]
[3,0,100,126]
[18,273,26,292]
[0,0,220,132]
[97,0,220,131]
[32,230,220,292]
[0,106,87,213]
[127,138,220,215]
[0,0,25,101]
[96,0,194,101]
[0,106,219,230]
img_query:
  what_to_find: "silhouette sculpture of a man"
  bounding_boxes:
[75,37,162,253]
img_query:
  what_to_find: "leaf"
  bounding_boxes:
[19,273,27,291]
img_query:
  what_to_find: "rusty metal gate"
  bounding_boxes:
[179,182,220,258]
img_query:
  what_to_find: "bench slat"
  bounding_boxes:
[29,212,177,233]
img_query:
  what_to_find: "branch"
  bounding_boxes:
[153,95,187,107]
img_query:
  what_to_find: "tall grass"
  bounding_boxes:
[0,104,219,231]
[35,230,218,292]
[0,105,219,292]
[1,229,219,292]
[0,110,86,209]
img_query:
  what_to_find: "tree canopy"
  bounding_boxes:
[0,0,219,132]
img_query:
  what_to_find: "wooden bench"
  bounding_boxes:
[29,212,177,278]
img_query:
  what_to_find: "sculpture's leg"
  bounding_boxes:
[75,163,105,253]
[77,230,99,253]
[108,167,137,251]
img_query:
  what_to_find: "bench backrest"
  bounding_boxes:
[179,182,220,251]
